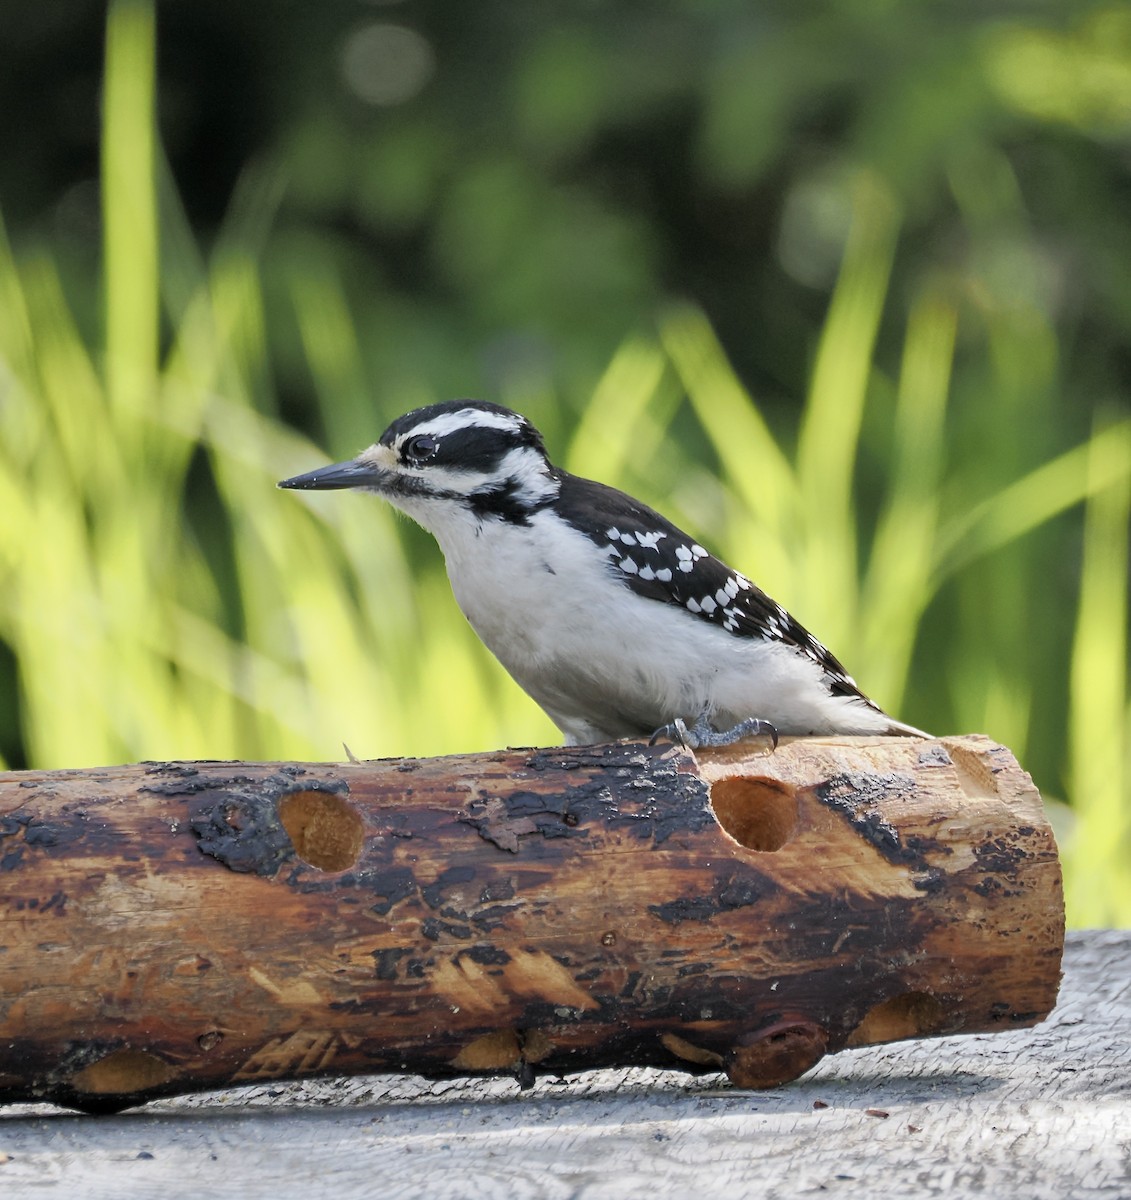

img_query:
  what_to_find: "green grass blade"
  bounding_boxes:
[796,171,899,645]
[932,420,1131,586]
[564,335,667,482]
[661,305,799,527]
[1065,420,1131,925]
[860,283,957,708]
[102,0,158,424]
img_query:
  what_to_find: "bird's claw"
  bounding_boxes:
[649,717,693,749]
[649,711,779,753]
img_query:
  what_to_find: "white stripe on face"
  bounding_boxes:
[401,407,527,445]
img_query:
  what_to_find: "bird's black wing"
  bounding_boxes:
[555,473,871,703]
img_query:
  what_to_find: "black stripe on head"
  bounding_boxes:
[429,425,527,473]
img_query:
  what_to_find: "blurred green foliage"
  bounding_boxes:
[0,0,1129,923]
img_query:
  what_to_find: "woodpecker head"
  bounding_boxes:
[278,400,560,534]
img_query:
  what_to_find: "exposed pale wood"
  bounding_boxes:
[0,735,1063,1112]
[0,932,1121,1200]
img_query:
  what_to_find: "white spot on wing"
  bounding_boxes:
[656,568,673,582]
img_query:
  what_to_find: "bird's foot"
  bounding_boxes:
[649,710,779,753]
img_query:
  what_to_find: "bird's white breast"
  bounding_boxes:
[422,509,885,742]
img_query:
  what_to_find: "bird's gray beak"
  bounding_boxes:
[278,459,387,491]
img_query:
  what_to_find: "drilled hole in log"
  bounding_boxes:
[70,1050,176,1095]
[728,1020,827,1088]
[846,991,945,1047]
[710,776,798,852]
[277,790,364,872]
[521,1029,554,1063]
[451,1029,555,1071]
[662,1032,724,1068]
[452,1030,521,1070]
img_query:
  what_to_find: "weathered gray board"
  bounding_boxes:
[0,930,1126,1199]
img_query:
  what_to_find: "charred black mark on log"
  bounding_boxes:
[422,865,478,909]
[458,743,711,855]
[468,903,521,933]
[367,867,418,916]
[522,743,711,846]
[37,889,67,914]
[975,836,1027,873]
[717,873,765,909]
[480,878,515,902]
[917,744,953,767]
[907,834,950,857]
[10,889,67,914]
[462,944,511,966]
[911,868,947,893]
[636,776,715,847]
[458,793,588,853]
[372,947,408,980]
[1,812,81,858]
[189,775,351,876]
[564,760,711,844]
[813,773,924,866]
[523,742,686,775]
[141,762,200,777]
[23,820,66,848]
[506,790,590,836]
[190,794,294,876]
[648,869,766,925]
[145,768,338,800]
[421,917,473,941]
[648,895,719,925]
[143,775,254,797]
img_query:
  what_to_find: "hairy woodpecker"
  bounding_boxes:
[279,400,926,747]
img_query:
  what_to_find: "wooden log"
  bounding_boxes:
[0,734,1063,1113]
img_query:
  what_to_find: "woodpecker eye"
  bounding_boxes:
[402,434,439,464]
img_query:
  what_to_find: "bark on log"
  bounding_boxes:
[0,734,1063,1113]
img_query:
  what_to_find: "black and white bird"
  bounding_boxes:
[279,400,926,747]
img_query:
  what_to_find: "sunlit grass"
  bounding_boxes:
[1067,420,1131,925]
[0,0,1127,922]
